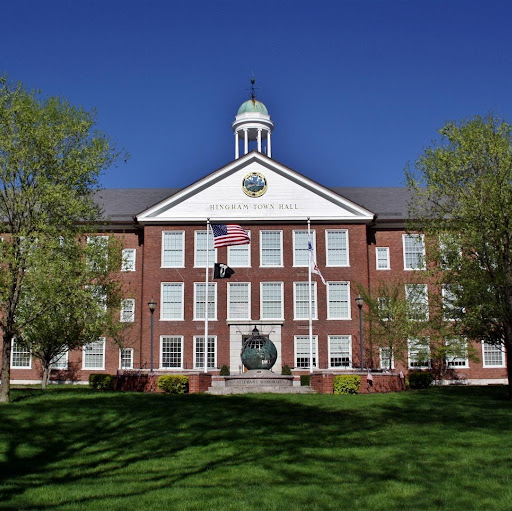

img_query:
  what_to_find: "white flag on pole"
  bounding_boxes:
[308,238,326,285]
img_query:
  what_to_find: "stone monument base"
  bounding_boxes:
[207,369,315,395]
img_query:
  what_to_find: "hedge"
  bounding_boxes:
[157,375,189,394]
[300,374,311,386]
[407,370,434,389]
[89,374,116,391]
[333,375,361,394]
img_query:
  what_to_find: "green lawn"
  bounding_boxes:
[0,386,511,511]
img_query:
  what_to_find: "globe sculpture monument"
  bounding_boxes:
[240,326,277,370]
[219,326,294,392]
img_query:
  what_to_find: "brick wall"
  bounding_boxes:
[310,372,405,394]
[1,222,508,386]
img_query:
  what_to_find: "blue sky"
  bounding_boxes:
[1,0,511,190]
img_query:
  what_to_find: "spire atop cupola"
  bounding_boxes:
[250,76,256,99]
[232,78,274,159]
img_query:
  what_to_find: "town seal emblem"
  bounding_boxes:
[242,172,267,198]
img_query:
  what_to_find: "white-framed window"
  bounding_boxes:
[83,338,105,370]
[227,282,251,320]
[293,230,314,267]
[378,297,392,320]
[87,235,109,246]
[18,235,37,255]
[87,235,109,271]
[260,282,284,320]
[162,231,185,268]
[11,340,31,369]
[445,338,468,368]
[376,247,390,270]
[408,338,430,369]
[403,234,426,270]
[228,230,251,267]
[439,233,462,270]
[194,335,217,369]
[295,335,318,368]
[120,348,134,369]
[120,298,135,322]
[379,347,394,370]
[260,231,283,267]
[327,282,351,319]
[194,283,217,320]
[328,335,351,368]
[194,231,215,268]
[161,283,184,321]
[326,230,349,267]
[442,284,461,321]
[405,284,429,321]
[482,341,505,368]
[293,282,317,320]
[161,336,183,369]
[50,351,68,370]
[88,285,107,312]
[121,248,136,271]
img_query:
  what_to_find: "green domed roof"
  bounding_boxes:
[237,99,269,115]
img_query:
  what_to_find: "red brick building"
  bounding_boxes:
[6,97,508,386]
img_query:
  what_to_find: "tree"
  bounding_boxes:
[358,279,421,370]
[16,234,126,389]
[406,114,512,397]
[359,278,475,380]
[0,77,126,402]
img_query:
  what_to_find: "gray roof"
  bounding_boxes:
[331,187,414,221]
[93,186,413,223]
[93,188,180,222]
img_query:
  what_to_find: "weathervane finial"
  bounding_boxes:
[250,74,256,100]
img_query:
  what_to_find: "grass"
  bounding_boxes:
[0,386,511,510]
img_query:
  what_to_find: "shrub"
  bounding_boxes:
[333,375,361,394]
[219,365,230,376]
[157,375,189,394]
[89,374,116,391]
[300,375,310,386]
[407,370,434,390]
[281,364,292,375]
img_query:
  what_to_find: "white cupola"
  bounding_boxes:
[232,78,274,159]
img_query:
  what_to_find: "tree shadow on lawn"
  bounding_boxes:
[0,387,510,510]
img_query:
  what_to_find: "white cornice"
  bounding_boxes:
[136,152,376,224]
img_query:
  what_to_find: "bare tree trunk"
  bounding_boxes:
[0,334,13,403]
[504,326,512,401]
[41,365,49,390]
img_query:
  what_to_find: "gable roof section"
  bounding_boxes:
[332,187,415,223]
[135,151,376,224]
[93,188,180,222]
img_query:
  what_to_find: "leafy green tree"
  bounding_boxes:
[359,278,474,379]
[358,279,425,370]
[0,77,126,402]
[16,234,126,389]
[407,115,512,397]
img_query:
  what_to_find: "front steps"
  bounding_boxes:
[206,371,316,395]
[207,385,315,395]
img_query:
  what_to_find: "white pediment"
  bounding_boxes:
[136,152,375,223]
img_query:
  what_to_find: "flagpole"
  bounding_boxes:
[204,218,210,374]
[308,217,313,375]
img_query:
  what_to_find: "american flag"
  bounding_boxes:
[211,224,250,248]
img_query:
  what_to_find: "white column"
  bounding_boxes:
[267,130,272,158]
[235,131,239,159]
[257,129,262,153]
[244,129,249,155]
